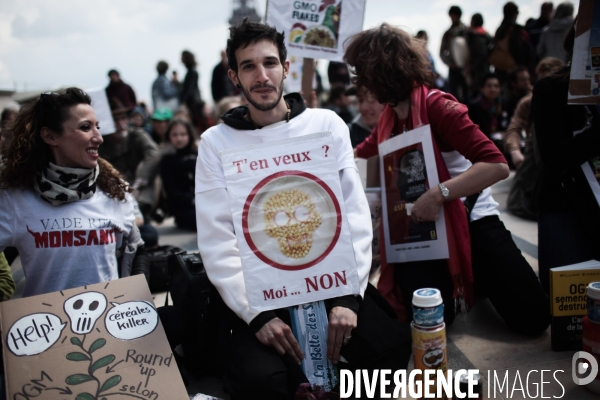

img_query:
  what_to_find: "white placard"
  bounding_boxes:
[266,0,366,62]
[378,125,449,263]
[87,87,116,135]
[220,132,359,312]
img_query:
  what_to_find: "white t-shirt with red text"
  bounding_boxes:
[0,188,134,297]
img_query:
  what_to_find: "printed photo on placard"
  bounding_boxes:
[382,142,438,246]
[378,125,449,263]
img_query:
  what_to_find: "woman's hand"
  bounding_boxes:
[327,306,357,364]
[510,150,524,170]
[256,318,304,364]
[410,186,445,224]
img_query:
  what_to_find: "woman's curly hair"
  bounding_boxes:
[0,87,131,201]
[344,24,434,106]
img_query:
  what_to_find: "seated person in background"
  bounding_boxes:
[468,73,509,150]
[214,95,244,124]
[505,57,564,168]
[99,99,160,224]
[0,88,143,297]
[503,65,533,126]
[325,84,355,124]
[195,19,412,398]
[150,107,174,146]
[505,57,564,221]
[346,86,385,148]
[347,24,550,336]
[130,106,152,135]
[160,119,198,231]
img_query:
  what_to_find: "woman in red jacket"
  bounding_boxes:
[345,24,549,335]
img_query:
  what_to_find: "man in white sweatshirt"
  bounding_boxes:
[195,19,410,399]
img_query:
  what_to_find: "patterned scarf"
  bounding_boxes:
[33,162,99,206]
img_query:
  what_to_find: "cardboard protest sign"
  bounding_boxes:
[378,125,449,263]
[266,0,366,62]
[88,88,117,135]
[220,132,359,312]
[1,275,188,400]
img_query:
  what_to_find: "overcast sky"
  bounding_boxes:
[0,0,570,108]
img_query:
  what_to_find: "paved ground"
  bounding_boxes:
[9,172,599,399]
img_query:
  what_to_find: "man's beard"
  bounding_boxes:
[239,77,285,112]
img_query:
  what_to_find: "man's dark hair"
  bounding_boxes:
[415,30,427,39]
[328,85,347,103]
[156,61,169,75]
[107,69,119,77]
[503,2,519,19]
[226,18,287,74]
[471,13,484,28]
[480,72,499,88]
[449,6,462,18]
[507,65,529,84]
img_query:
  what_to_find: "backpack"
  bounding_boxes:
[146,245,183,292]
[167,252,231,377]
[489,26,517,73]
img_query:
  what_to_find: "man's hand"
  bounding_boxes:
[256,318,304,364]
[327,306,357,364]
[410,186,444,224]
[510,150,524,170]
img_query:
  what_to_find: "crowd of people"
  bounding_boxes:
[0,1,596,398]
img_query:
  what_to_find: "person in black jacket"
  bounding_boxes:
[468,73,509,140]
[180,50,201,112]
[532,24,600,293]
[160,119,198,231]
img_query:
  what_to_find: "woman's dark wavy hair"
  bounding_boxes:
[226,18,287,73]
[344,24,434,106]
[0,87,130,201]
[166,118,198,153]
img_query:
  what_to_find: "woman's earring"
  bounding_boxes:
[236,83,241,88]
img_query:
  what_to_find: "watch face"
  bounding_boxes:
[442,188,449,196]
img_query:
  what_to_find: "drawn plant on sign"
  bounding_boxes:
[66,335,121,400]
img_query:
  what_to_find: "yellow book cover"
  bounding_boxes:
[549,260,600,351]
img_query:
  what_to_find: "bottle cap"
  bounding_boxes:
[412,288,443,308]
[588,282,600,299]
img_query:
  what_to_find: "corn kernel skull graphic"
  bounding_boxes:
[264,189,322,258]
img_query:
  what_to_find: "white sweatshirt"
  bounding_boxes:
[195,107,372,325]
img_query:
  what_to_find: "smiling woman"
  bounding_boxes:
[0,88,145,297]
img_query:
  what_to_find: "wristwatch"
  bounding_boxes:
[438,183,450,201]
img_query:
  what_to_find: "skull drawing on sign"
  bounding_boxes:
[64,292,107,334]
[264,189,322,258]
